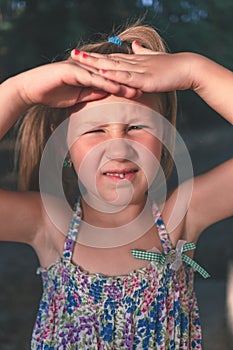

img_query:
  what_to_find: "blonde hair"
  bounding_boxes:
[16,105,70,191]
[16,23,177,204]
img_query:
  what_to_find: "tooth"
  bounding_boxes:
[105,172,125,178]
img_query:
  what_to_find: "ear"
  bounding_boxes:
[132,41,155,55]
[50,123,56,132]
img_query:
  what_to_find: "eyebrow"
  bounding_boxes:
[70,110,159,133]
[79,116,155,127]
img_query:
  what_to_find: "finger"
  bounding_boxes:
[71,49,137,63]
[73,67,122,94]
[79,54,138,68]
[83,51,150,63]
[75,61,99,74]
[116,86,142,99]
[71,50,138,71]
[132,41,163,56]
[79,87,141,101]
[77,69,140,98]
[78,88,109,103]
[98,69,145,90]
[72,51,109,60]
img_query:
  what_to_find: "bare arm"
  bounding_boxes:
[0,190,43,243]
[0,59,139,139]
[0,189,72,270]
[71,42,233,124]
[0,58,139,243]
[185,158,233,240]
[71,43,233,236]
[189,53,233,124]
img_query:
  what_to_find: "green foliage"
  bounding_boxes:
[0,0,143,79]
[0,0,232,77]
[0,0,232,128]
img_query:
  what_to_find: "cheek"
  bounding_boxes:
[70,143,82,173]
[143,138,162,164]
[70,142,91,179]
[140,139,162,183]
[153,140,163,172]
[70,142,101,187]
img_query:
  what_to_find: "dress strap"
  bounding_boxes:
[63,201,82,261]
[152,202,173,254]
[131,202,210,279]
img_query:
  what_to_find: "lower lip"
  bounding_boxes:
[103,172,137,182]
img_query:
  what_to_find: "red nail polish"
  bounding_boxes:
[74,49,80,55]
[134,40,140,46]
[82,53,88,58]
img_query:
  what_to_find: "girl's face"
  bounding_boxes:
[68,95,163,209]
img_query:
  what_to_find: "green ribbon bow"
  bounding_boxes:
[131,241,210,279]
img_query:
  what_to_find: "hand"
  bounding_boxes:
[13,59,140,109]
[71,43,233,123]
[71,41,197,93]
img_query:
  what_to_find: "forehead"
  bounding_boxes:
[70,93,163,125]
[67,101,164,146]
[70,98,164,126]
[72,101,153,121]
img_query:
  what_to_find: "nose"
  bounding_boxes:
[104,138,138,161]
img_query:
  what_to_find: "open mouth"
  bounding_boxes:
[103,169,138,180]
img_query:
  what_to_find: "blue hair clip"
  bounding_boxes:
[108,36,123,46]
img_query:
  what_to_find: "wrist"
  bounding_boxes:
[175,52,205,92]
[2,75,33,112]
[185,53,233,122]
[0,76,33,138]
[188,53,212,93]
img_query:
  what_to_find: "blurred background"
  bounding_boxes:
[0,0,232,349]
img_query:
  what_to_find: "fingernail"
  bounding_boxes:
[82,53,88,58]
[74,49,80,55]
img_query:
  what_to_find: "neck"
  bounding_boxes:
[80,195,148,228]
[77,195,156,248]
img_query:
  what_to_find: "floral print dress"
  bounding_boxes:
[31,202,203,349]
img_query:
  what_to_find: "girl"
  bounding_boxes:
[0,24,232,349]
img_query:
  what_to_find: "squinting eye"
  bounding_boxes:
[128,125,149,131]
[84,129,104,134]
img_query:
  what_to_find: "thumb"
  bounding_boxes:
[78,88,109,103]
[132,41,155,55]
